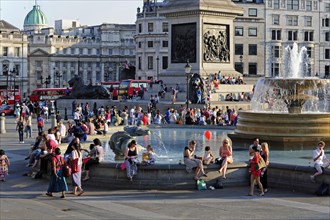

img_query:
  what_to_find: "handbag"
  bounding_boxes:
[120,162,126,170]
[254,156,266,171]
[62,164,72,177]
[70,158,80,173]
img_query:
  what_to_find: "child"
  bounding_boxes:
[141,145,155,166]
[310,141,330,182]
[0,149,10,181]
[203,146,215,165]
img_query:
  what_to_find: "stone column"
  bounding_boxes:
[0,113,6,134]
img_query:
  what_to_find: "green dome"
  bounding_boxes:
[24,5,47,26]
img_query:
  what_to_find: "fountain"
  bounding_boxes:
[229,43,330,149]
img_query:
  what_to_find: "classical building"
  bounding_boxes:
[23,3,136,95]
[0,20,29,99]
[135,0,169,81]
[135,0,330,79]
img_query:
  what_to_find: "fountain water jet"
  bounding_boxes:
[229,43,330,149]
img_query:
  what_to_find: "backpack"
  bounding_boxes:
[197,179,207,190]
[315,183,329,196]
[37,118,43,127]
[214,179,224,189]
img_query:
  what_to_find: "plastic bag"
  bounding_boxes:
[197,179,207,190]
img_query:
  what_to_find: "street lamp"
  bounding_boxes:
[10,67,18,104]
[156,56,160,80]
[54,68,62,88]
[239,55,243,74]
[184,59,192,109]
[40,75,52,88]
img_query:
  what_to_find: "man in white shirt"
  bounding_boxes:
[310,141,330,182]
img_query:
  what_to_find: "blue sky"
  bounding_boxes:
[1,0,142,29]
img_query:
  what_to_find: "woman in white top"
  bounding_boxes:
[71,142,84,196]
[83,138,104,181]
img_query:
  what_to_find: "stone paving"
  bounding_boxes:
[0,117,329,220]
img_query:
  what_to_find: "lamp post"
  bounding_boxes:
[54,68,62,87]
[156,56,160,80]
[184,60,192,110]
[239,55,243,74]
[10,67,17,104]
[41,75,52,88]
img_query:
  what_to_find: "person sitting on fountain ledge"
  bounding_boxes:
[310,141,330,183]
[183,140,207,180]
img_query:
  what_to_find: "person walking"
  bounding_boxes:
[46,148,68,198]
[16,117,24,144]
[249,146,264,196]
[36,114,44,133]
[70,142,84,196]
[0,149,10,181]
[25,113,32,139]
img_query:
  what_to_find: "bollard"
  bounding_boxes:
[51,115,56,128]
[64,107,68,121]
[0,113,6,134]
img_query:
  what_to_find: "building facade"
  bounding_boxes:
[135,1,169,80]
[0,20,29,99]
[135,0,330,79]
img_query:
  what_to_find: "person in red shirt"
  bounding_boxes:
[142,112,149,125]
[42,132,58,154]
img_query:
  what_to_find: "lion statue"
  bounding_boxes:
[109,126,150,159]
[64,76,110,99]
[189,73,206,104]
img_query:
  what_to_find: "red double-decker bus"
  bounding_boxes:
[100,81,120,100]
[29,88,70,102]
[118,79,151,99]
[0,89,21,105]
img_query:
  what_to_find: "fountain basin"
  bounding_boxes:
[78,161,330,193]
[229,111,330,150]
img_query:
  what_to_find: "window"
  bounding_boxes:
[2,47,8,56]
[304,31,314,41]
[162,41,168,48]
[138,42,142,48]
[287,0,299,10]
[287,15,298,26]
[235,27,243,36]
[248,8,257,17]
[313,1,318,10]
[249,28,257,36]
[306,47,313,58]
[147,41,153,48]
[272,46,281,58]
[138,24,142,33]
[79,48,83,54]
[273,15,280,25]
[249,44,257,55]
[271,29,281,40]
[148,56,153,70]
[326,32,330,42]
[148,23,154,32]
[288,30,298,41]
[249,63,257,75]
[235,44,244,55]
[305,16,312,27]
[109,49,113,55]
[14,47,20,57]
[162,56,168,69]
[326,49,330,59]
[63,48,67,54]
[235,62,244,74]
[274,0,280,9]
[322,18,330,27]
[271,63,280,77]
[138,57,141,70]
[325,3,330,12]
[2,63,9,75]
[306,1,312,11]
[162,22,168,32]
[96,49,100,55]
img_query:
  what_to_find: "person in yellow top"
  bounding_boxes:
[141,145,155,166]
